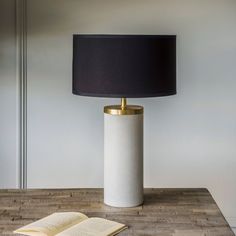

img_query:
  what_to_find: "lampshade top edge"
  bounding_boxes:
[73,34,176,39]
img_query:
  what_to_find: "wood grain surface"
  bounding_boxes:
[0,188,234,236]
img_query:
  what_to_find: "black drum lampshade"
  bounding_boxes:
[73,34,176,98]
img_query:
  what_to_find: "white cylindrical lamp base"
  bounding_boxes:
[104,105,143,207]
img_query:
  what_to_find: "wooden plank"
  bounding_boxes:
[0,189,234,236]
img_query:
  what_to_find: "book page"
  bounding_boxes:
[14,212,88,236]
[57,217,127,236]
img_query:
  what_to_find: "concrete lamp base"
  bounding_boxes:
[104,98,143,207]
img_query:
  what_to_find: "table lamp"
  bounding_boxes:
[73,34,176,207]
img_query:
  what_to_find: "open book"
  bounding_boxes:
[14,212,127,236]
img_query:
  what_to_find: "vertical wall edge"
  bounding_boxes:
[16,0,27,189]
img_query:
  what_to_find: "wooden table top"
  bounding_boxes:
[0,188,234,236]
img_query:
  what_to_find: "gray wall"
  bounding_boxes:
[1,0,236,227]
[0,0,18,188]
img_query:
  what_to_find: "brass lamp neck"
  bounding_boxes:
[104,98,143,115]
[121,98,127,110]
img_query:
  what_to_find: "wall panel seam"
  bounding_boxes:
[16,0,27,189]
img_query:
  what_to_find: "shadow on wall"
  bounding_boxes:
[0,0,15,62]
[27,0,186,36]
